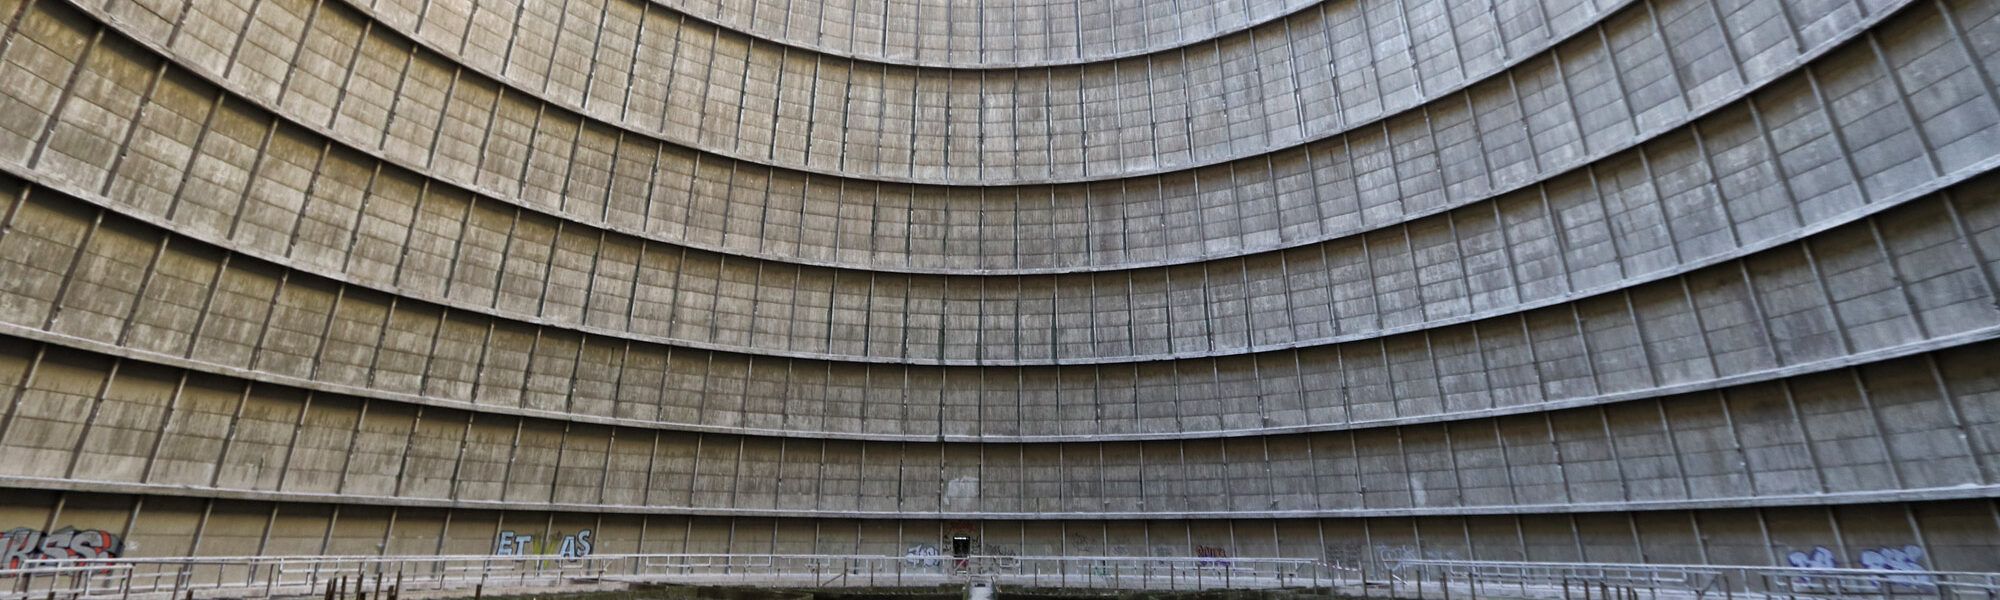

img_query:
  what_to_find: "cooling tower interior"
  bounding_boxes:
[0,0,1997,579]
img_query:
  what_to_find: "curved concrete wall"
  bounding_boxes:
[30,0,1928,274]
[3,170,1998,439]
[135,0,1617,184]
[0,0,1997,575]
[610,0,1327,67]
[1,337,1994,516]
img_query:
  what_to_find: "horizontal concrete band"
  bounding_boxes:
[5,319,1993,444]
[0,332,1993,518]
[8,149,1993,373]
[133,0,1623,187]
[28,0,1979,281]
[3,138,1995,371]
[58,0,1936,282]
[612,0,1327,68]
[54,0,1608,276]
[3,476,1996,520]
[3,488,1993,572]
[347,0,1615,183]
[2,6,1992,367]
[4,167,1997,437]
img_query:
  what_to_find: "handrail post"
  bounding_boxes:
[116,563,133,600]
[167,563,184,600]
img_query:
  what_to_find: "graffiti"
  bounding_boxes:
[1858,546,1932,590]
[1787,547,1837,569]
[1323,544,1366,567]
[913,537,1016,572]
[1065,532,1099,559]
[1785,546,1837,586]
[1376,545,1418,571]
[975,541,1015,557]
[1321,543,1460,575]
[1373,545,1456,571]
[493,529,591,558]
[968,540,1016,559]
[1195,545,1230,567]
[1782,544,1932,591]
[972,540,1018,569]
[494,531,535,556]
[2,526,123,574]
[555,530,593,559]
[904,544,941,567]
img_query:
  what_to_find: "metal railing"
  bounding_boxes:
[634,553,1338,590]
[2,554,1992,600]
[0,553,1341,600]
[1377,559,2000,600]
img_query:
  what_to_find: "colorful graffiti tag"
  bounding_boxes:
[1787,547,1837,570]
[1195,545,1230,567]
[1858,545,1933,590]
[1785,546,1838,586]
[1,526,123,573]
[1785,544,1934,590]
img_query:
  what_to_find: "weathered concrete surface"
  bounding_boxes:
[0,0,1996,576]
